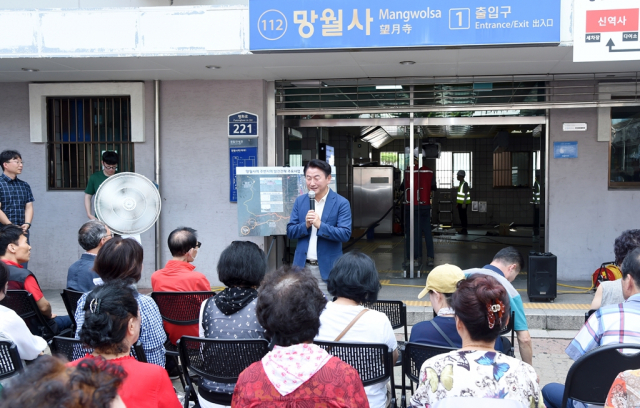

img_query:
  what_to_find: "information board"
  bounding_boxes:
[229,138,258,202]
[554,141,578,159]
[236,166,337,236]
[250,0,560,51]
[574,1,640,62]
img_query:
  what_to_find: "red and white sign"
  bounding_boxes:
[574,1,640,62]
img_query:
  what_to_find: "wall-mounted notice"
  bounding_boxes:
[563,123,588,132]
[574,1,640,62]
[250,0,560,51]
[229,138,258,202]
[554,141,578,159]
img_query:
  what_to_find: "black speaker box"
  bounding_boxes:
[527,253,557,302]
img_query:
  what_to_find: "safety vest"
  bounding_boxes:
[531,181,540,204]
[457,181,470,204]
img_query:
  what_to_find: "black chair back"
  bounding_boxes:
[60,289,84,332]
[49,336,147,363]
[314,340,394,387]
[400,342,456,407]
[562,343,640,407]
[498,311,516,357]
[0,290,71,340]
[150,291,216,326]
[363,300,408,341]
[585,309,596,323]
[0,341,24,381]
[178,336,269,406]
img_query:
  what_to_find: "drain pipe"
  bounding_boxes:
[154,80,162,270]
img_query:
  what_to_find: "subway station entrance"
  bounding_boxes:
[276,77,548,280]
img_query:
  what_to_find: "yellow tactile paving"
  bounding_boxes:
[398,300,590,309]
[211,286,226,292]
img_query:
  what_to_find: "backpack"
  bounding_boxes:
[592,262,623,289]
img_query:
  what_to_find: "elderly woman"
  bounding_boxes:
[315,251,398,408]
[70,281,181,408]
[410,274,543,408]
[197,240,267,408]
[74,237,166,367]
[232,267,369,407]
[0,355,126,408]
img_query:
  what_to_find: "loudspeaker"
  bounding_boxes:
[527,253,557,302]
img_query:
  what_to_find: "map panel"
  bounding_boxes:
[236,166,337,236]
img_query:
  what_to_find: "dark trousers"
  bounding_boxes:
[457,204,468,231]
[404,206,434,261]
[533,204,540,236]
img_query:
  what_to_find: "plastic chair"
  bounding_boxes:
[49,336,147,363]
[0,290,72,340]
[60,289,84,332]
[0,341,24,381]
[498,311,516,357]
[585,309,596,323]
[363,299,408,371]
[401,342,456,408]
[314,340,397,408]
[562,343,640,407]
[150,291,216,387]
[178,336,269,408]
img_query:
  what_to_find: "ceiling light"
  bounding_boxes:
[375,85,403,90]
[399,61,415,65]
[206,65,221,70]
[21,68,39,72]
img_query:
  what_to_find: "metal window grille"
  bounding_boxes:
[493,152,512,187]
[493,152,531,187]
[436,151,472,189]
[46,97,134,190]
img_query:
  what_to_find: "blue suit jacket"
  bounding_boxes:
[287,189,352,280]
[66,253,100,293]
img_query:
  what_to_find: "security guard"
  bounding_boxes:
[531,170,541,237]
[456,170,470,235]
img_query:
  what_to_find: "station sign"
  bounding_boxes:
[574,0,640,62]
[228,111,259,138]
[249,0,560,51]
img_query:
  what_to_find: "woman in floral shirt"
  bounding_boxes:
[410,274,543,408]
[606,369,640,408]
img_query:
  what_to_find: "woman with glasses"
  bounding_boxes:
[197,241,267,408]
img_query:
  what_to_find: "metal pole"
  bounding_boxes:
[544,111,549,252]
[154,80,161,270]
[409,86,415,278]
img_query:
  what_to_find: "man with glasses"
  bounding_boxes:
[151,226,210,379]
[66,220,113,292]
[0,150,34,268]
[84,151,119,220]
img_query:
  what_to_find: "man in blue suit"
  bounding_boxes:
[287,159,352,293]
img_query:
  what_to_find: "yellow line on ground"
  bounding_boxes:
[211,286,225,292]
[399,301,590,309]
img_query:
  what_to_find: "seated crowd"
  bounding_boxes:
[3,224,640,408]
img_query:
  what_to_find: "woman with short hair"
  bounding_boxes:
[315,251,398,408]
[231,266,369,407]
[74,237,166,367]
[197,241,267,407]
[70,281,181,408]
[410,274,543,408]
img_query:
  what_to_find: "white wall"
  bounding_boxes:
[548,108,640,280]
[158,80,265,286]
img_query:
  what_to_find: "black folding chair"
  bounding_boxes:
[49,336,147,363]
[178,336,269,408]
[401,342,456,408]
[363,300,408,368]
[562,343,640,407]
[585,309,596,323]
[150,291,216,387]
[0,341,24,381]
[60,288,84,332]
[498,311,516,357]
[314,340,397,408]
[0,290,72,340]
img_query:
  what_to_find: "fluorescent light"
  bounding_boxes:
[206,65,221,70]
[399,61,416,65]
[375,85,403,90]
[21,68,39,72]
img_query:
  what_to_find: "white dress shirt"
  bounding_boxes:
[306,192,328,261]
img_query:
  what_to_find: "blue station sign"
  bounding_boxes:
[228,111,259,138]
[249,0,561,51]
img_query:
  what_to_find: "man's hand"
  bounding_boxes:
[306,210,321,229]
[21,223,30,233]
[87,214,97,220]
[462,204,467,209]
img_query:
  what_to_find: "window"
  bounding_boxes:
[380,151,399,167]
[493,151,532,187]
[46,97,134,190]
[435,151,472,189]
[610,106,640,188]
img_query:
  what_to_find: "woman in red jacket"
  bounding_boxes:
[70,281,181,408]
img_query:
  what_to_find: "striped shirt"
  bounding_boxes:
[0,173,34,225]
[566,293,640,361]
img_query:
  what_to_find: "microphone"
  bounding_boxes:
[308,190,316,211]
